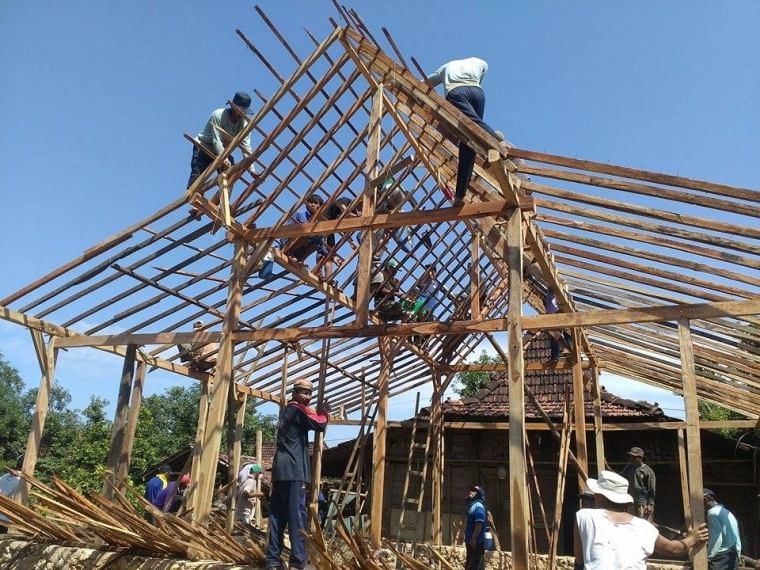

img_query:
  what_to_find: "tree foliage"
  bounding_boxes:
[454,350,503,398]
[0,351,276,493]
[697,400,756,440]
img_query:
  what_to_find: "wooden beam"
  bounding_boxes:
[590,367,606,473]
[678,319,707,570]
[103,344,136,501]
[435,420,760,431]
[116,360,145,492]
[355,83,383,326]
[571,328,588,488]
[506,208,529,568]
[370,337,391,549]
[677,429,692,528]
[225,392,247,532]
[19,337,57,505]
[435,360,599,373]
[192,241,246,527]
[242,199,527,240]
[430,379,444,546]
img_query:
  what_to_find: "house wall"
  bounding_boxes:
[379,426,759,557]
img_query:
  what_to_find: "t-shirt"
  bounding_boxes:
[427,57,489,96]
[706,504,741,559]
[152,482,184,513]
[235,476,258,521]
[197,108,252,156]
[0,473,21,523]
[144,473,168,504]
[576,508,659,570]
[465,499,486,544]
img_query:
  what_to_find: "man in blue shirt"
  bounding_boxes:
[279,195,330,267]
[703,489,741,570]
[464,485,487,570]
[143,464,172,523]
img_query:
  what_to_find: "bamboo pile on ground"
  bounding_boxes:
[0,469,266,565]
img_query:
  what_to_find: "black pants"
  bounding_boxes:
[446,86,499,199]
[465,542,485,570]
[187,145,234,189]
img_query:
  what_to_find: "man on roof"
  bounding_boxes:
[427,58,508,205]
[187,91,257,191]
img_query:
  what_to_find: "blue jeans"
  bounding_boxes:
[266,480,308,569]
[187,145,234,189]
[446,86,499,199]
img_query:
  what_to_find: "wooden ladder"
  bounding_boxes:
[395,391,433,547]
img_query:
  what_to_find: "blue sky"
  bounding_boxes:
[1,1,758,443]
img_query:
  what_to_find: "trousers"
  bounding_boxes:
[266,480,308,569]
[446,86,500,199]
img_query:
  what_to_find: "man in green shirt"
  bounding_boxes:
[187,91,256,189]
[620,446,656,521]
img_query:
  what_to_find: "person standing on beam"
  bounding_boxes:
[427,58,507,205]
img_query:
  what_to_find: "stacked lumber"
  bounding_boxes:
[0,470,266,565]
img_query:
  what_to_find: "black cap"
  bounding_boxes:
[231,92,253,115]
[159,464,172,474]
[703,488,716,498]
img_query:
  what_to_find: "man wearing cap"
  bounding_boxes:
[235,464,264,527]
[620,446,656,521]
[187,91,257,190]
[464,485,487,570]
[703,489,741,570]
[152,473,191,514]
[575,470,708,570]
[371,259,407,322]
[266,379,330,570]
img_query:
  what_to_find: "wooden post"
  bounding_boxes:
[677,429,692,527]
[255,428,263,528]
[571,327,589,487]
[355,84,383,325]
[370,336,391,549]
[116,358,146,493]
[182,380,210,515]
[678,318,707,570]
[310,301,332,527]
[103,344,136,500]
[19,335,57,505]
[226,391,248,532]
[590,366,605,473]
[430,374,444,546]
[506,208,529,566]
[471,238,481,318]
[191,240,246,526]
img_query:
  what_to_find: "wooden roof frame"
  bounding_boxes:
[1,5,758,562]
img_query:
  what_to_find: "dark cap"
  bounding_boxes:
[703,488,716,498]
[625,446,644,457]
[231,92,253,115]
[159,464,172,474]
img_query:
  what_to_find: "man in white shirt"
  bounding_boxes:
[0,456,23,533]
[427,57,505,204]
[703,489,741,570]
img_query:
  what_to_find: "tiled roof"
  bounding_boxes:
[441,332,666,421]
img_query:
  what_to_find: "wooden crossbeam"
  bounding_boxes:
[242,198,531,240]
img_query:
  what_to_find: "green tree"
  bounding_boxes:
[697,400,754,440]
[454,350,503,398]
[0,350,29,460]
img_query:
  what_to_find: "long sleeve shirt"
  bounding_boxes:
[272,401,328,482]
[427,57,489,96]
[706,504,741,559]
[197,108,252,156]
[620,462,656,506]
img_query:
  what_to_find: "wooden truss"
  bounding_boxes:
[1,5,758,568]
